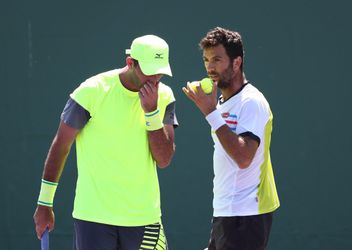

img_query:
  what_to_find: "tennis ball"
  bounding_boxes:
[189,78,213,95]
[200,78,213,94]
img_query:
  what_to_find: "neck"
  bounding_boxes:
[220,72,246,101]
[119,66,140,92]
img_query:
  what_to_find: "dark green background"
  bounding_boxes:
[1,0,351,249]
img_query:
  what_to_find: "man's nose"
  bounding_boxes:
[206,62,215,72]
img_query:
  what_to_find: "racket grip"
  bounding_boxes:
[41,227,49,250]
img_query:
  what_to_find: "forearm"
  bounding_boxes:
[148,125,175,168]
[41,121,79,182]
[42,135,73,182]
[34,118,79,238]
[215,125,255,168]
[34,135,72,234]
[205,109,257,169]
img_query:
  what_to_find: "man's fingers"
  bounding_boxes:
[143,82,157,94]
[140,82,158,98]
[182,87,196,102]
[36,229,41,240]
[48,222,54,232]
[142,83,152,94]
[182,87,190,96]
[186,82,196,94]
[139,88,146,97]
[36,225,46,240]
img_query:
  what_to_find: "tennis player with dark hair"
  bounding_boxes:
[34,35,177,249]
[183,27,280,250]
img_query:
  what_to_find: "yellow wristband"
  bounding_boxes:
[145,109,163,131]
[37,179,58,207]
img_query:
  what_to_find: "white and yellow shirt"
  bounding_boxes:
[212,83,280,217]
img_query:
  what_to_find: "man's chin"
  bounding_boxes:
[217,80,230,89]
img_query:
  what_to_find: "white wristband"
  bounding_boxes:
[205,109,226,131]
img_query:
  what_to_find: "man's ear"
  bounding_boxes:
[126,57,134,68]
[232,56,242,71]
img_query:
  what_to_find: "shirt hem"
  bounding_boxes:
[72,213,162,227]
[213,204,279,217]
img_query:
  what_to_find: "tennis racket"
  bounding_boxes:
[41,228,49,250]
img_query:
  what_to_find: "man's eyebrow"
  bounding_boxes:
[203,55,222,60]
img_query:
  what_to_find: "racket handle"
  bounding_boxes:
[41,227,49,250]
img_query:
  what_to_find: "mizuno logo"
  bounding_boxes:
[155,53,163,59]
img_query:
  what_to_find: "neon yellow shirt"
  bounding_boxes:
[70,69,175,226]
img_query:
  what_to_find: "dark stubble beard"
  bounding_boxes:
[216,64,236,89]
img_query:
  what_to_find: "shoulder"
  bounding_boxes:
[158,82,173,94]
[242,84,269,106]
[70,69,119,108]
[158,82,175,101]
[80,69,120,91]
[240,84,271,115]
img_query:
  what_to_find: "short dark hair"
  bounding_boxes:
[199,27,244,71]
[131,58,139,66]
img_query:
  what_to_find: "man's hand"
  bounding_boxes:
[139,82,159,112]
[33,205,55,240]
[182,81,218,116]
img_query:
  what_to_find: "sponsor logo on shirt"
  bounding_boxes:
[222,112,237,131]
